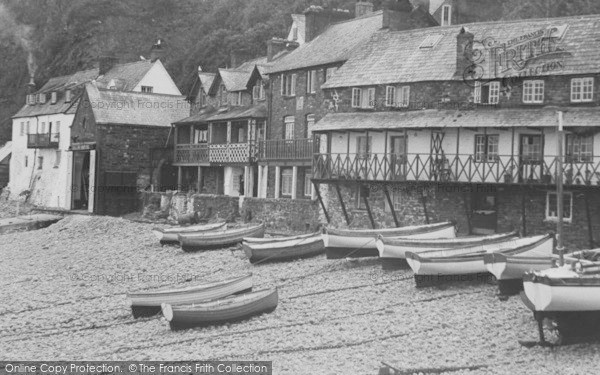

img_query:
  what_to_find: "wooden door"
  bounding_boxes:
[519,134,543,182]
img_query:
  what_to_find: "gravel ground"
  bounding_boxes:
[1,214,599,374]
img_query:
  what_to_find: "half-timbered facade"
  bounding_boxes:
[312,15,600,249]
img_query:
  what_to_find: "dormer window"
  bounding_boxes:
[419,34,443,49]
[220,84,227,105]
[307,70,317,94]
[253,80,265,101]
[523,80,544,104]
[38,93,47,104]
[27,94,35,105]
[51,92,57,104]
[352,88,375,109]
[141,86,153,93]
[571,77,594,103]
[233,92,243,106]
[474,81,500,105]
[65,90,72,103]
[441,5,452,26]
[385,86,410,107]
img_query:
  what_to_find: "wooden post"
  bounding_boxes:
[456,127,460,179]
[291,166,298,199]
[257,165,263,198]
[384,130,389,180]
[313,181,330,224]
[197,166,203,193]
[421,189,430,224]
[177,166,183,191]
[274,166,281,198]
[362,185,376,229]
[335,182,351,226]
[383,185,400,227]
[556,111,565,266]
[521,186,527,236]
[263,165,269,198]
[511,127,515,182]
[463,190,472,234]
[584,190,595,249]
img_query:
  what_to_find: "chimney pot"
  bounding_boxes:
[456,28,475,78]
[355,1,374,18]
[267,38,299,62]
[150,38,165,62]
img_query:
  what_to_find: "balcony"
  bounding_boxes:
[313,153,600,187]
[27,133,59,149]
[174,144,209,165]
[209,143,251,164]
[258,138,314,162]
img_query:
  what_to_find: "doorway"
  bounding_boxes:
[72,151,90,210]
[519,134,543,183]
[471,190,498,234]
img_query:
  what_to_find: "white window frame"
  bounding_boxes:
[51,92,57,104]
[352,88,362,108]
[474,81,500,104]
[54,150,61,168]
[38,93,46,104]
[571,77,594,103]
[356,135,372,159]
[523,80,545,104]
[397,86,410,107]
[385,86,395,107]
[20,122,25,136]
[441,5,452,26]
[141,86,153,93]
[306,114,315,137]
[304,172,312,197]
[307,70,317,94]
[355,88,375,109]
[65,90,72,103]
[281,168,293,196]
[546,192,573,223]
[253,81,265,101]
[284,116,295,140]
[281,74,297,97]
[474,134,499,163]
[392,191,402,211]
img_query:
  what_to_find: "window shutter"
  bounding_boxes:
[281,75,285,95]
[402,86,410,107]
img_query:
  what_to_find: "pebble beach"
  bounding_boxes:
[1,213,600,375]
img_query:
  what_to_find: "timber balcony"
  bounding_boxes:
[257,138,315,162]
[27,133,59,149]
[313,153,600,187]
[174,143,254,165]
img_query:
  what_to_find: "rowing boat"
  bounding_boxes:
[324,222,456,259]
[377,232,517,269]
[127,274,253,318]
[152,222,226,245]
[178,223,265,252]
[162,288,278,330]
[406,234,553,287]
[243,233,324,264]
[242,232,318,244]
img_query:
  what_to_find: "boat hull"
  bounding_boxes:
[523,269,600,312]
[162,288,278,330]
[406,234,554,286]
[127,274,253,318]
[379,232,517,269]
[243,235,324,264]
[178,224,265,251]
[325,222,456,259]
[153,222,227,245]
[484,255,554,281]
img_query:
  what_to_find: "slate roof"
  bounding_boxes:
[86,84,188,127]
[267,11,386,73]
[205,104,267,122]
[312,107,600,131]
[198,72,216,93]
[322,14,600,88]
[173,108,217,125]
[13,60,157,119]
[219,69,252,91]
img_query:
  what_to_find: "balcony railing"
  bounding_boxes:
[258,138,314,161]
[27,133,59,149]
[313,153,600,186]
[175,144,209,164]
[209,143,251,164]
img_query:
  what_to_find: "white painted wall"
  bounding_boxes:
[133,60,182,96]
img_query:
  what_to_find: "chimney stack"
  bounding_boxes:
[355,1,374,18]
[456,27,475,78]
[267,38,299,62]
[304,6,353,42]
[99,54,119,75]
[26,76,36,94]
[150,38,165,62]
[381,0,417,31]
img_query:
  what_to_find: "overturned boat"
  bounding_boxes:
[377,232,517,269]
[324,222,456,259]
[178,223,265,252]
[243,233,324,264]
[127,274,253,318]
[152,222,226,245]
[162,288,279,330]
[406,234,553,287]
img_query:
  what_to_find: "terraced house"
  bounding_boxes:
[261,0,437,201]
[312,15,600,249]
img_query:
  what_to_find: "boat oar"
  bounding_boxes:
[380,361,489,374]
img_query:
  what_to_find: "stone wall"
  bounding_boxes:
[140,191,240,222]
[240,197,321,232]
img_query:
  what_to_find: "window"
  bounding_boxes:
[38,93,46,104]
[566,134,593,162]
[54,150,61,168]
[304,172,312,197]
[419,34,443,49]
[141,86,154,93]
[281,169,293,196]
[356,136,372,158]
[82,117,87,129]
[26,121,30,134]
[25,156,28,167]
[232,169,243,194]
[52,122,60,142]
[65,90,72,103]
[352,88,375,109]
[199,90,207,107]
[392,191,402,211]
[292,26,298,41]
[523,80,544,103]
[546,192,573,222]
[398,86,410,107]
[281,73,297,96]
[475,135,499,162]
[253,80,265,101]
[220,84,227,105]
[355,185,370,210]
[284,116,295,140]
[51,92,57,104]
[37,156,43,170]
[305,114,315,137]
[474,81,500,104]
[324,67,338,82]
[233,91,242,106]
[571,78,594,103]
[194,129,208,143]
[307,70,317,94]
[40,122,46,134]
[20,122,25,136]
[441,5,452,26]
[385,86,395,107]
